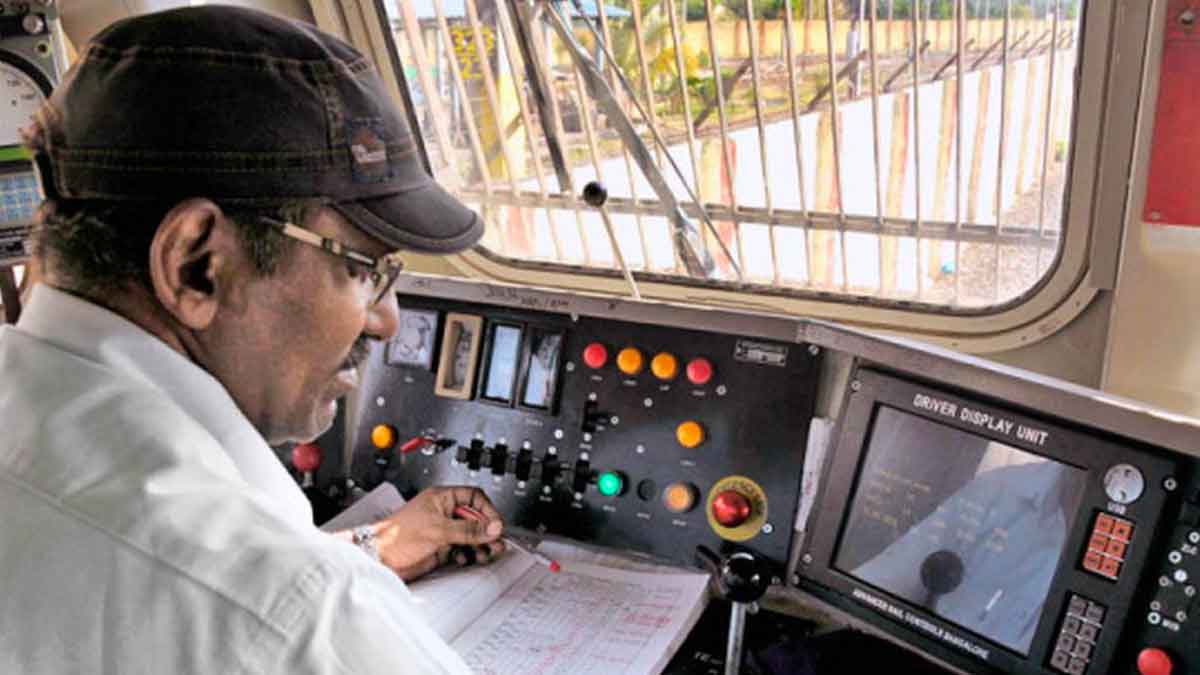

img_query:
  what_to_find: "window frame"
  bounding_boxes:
[315,0,1147,354]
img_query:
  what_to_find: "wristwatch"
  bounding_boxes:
[351,525,380,562]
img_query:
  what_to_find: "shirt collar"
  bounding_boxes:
[17,283,313,526]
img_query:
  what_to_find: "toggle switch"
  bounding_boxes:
[515,448,534,481]
[573,460,593,493]
[489,443,509,476]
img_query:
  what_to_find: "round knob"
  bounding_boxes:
[371,424,396,450]
[1137,648,1174,675]
[582,342,608,369]
[617,347,644,375]
[663,482,698,513]
[582,181,608,207]
[676,420,705,449]
[291,443,322,473]
[719,551,771,603]
[597,471,625,497]
[712,489,752,527]
[686,357,714,385]
[650,352,678,380]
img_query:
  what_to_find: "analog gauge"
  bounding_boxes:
[0,58,49,147]
[1104,463,1145,505]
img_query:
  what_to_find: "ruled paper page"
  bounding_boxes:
[450,560,710,675]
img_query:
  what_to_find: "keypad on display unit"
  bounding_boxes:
[1083,512,1134,581]
[1049,594,1106,675]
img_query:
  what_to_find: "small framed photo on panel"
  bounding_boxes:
[434,313,484,400]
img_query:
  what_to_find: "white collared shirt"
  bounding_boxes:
[0,284,470,674]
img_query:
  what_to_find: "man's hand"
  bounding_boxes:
[370,486,505,581]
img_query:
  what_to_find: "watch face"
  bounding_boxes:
[387,308,438,369]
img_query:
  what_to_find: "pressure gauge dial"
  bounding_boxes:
[1104,463,1145,505]
[0,59,47,147]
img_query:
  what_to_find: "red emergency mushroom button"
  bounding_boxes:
[291,443,322,473]
[583,342,608,369]
[1137,648,1174,675]
[711,489,752,528]
[686,357,713,385]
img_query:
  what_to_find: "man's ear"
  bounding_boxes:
[148,198,240,330]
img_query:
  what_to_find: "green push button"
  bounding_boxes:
[597,471,624,497]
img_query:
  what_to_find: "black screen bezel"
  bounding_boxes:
[797,368,1178,674]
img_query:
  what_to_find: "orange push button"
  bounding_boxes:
[676,421,705,448]
[583,342,608,369]
[663,482,698,513]
[371,424,397,450]
[1095,514,1116,535]
[617,347,644,375]
[1111,519,1134,542]
[651,352,679,380]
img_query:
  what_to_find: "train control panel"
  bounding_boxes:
[290,277,1200,675]
[344,294,821,571]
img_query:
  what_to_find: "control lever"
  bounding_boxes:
[696,546,771,675]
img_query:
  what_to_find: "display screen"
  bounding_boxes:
[834,406,1087,655]
[482,324,523,402]
[386,308,438,369]
[521,331,562,409]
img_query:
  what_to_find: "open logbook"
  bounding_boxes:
[409,542,711,674]
[323,484,711,674]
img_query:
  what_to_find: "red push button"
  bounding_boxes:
[583,342,608,369]
[291,443,322,473]
[712,489,752,527]
[1095,514,1115,535]
[686,357,714,385]
[1111,519,1134,542]
[1137,647,1174,675]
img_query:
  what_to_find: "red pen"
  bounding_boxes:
[452,505,561,572]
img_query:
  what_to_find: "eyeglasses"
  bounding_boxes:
[260,216,404,307]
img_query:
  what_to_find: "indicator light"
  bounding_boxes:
[583,342,608,369]
[291,443,322,473]
[371,424,396,450]
[686,358,714,385]
[597,471,625,497]
[651,352,678,380]
[617,347,644,375]
[663,482,698,513]
[676,420,705,448]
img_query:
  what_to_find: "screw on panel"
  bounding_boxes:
[850,380,862,392]
[808,345,820,356]
[565,361,576,372]
[1165,477,1179,492]
[610,416,620,426]
[761,523,774,535]
[375,396,386,407]
[1181,9,1196,26]
[802,554,813,565]
[554,429,564,439]
[580,452,590,461]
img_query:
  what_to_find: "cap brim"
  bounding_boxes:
[331,179,483,254]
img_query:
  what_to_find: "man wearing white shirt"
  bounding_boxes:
[0,5,504,673]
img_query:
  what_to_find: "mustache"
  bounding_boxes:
[341,337,374,371]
